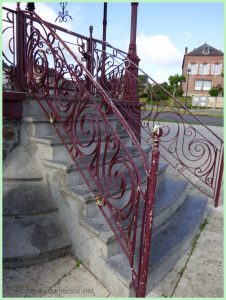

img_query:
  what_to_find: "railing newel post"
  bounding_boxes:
[15,5,27,91]
[86,25,94,93]
[214,149,224,207]
[136,125,163,297]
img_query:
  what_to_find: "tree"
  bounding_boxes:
[138,75,150,97]
[149,82,173,101]
[209,85,223,97]
[168,74,185,97]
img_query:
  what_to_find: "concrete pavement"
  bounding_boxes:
[3,191,223,298]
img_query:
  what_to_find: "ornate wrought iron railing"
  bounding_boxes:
[88,38,224,208]
[4,6,222,206]
[2,6,165,296]
[2,6,223,297]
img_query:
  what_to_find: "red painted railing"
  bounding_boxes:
[89,38,224,207]
[2,6,223,296]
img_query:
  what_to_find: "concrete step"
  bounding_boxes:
[22,94,113,117]
[29,130,132,163]
[93,195,208,297]
[43,144,160,188]
[79,179,188,258]
[3,183,57,217]
[3,145,43,183]
[3,211,71,268]
[61,161,168,219]
[21,114,121,141]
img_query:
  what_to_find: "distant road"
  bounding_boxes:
[144,112,223,127]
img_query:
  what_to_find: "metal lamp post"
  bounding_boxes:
[185,68,191,107]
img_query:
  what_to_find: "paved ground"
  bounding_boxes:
[3,125,224,297]
[3,189,223,298]
[153,112,223,126]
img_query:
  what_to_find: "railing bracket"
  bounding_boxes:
[49,113,56,124]
[95,195,105,207]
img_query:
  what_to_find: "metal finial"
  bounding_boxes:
[16,2,21,11]
[26,2,35,12]
[55,2,73,23]
[153,124,163,138]
[89,25,93,37]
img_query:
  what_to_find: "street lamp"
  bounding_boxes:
[185,67,191,108]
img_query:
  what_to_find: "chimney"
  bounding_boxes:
[185,47,188,54]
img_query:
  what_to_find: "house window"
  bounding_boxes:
[189,63,198,75]
[195,80,211,91]
[199,64,210,75]
[211,63,222,75]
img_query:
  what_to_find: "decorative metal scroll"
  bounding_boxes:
[2,8,16,90]
[2,6,223,296]
[55,2,73,23]
[22,10,154,295]
[90,40,223,206]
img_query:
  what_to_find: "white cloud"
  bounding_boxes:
[137,33,182,67]
[136,33,183,83]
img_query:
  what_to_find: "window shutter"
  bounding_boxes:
[195,64,198,74]
[211,64,215,75]
[219,64,222,74]
[199,64,203,75]
[207,64,210,74]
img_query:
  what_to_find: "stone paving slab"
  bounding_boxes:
[172,268,224,298]
[148,198,223,298]
[4,268,46,297]
[3,255,110,298]
[16,255,76,288]
[4,201,223,298]
[42,265,110,298]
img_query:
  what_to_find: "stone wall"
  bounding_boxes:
[3,118,20,160]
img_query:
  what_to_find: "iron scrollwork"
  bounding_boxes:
[55,2,73,23]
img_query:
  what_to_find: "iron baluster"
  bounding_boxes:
[214,147,224,207]
[16,3,26,91]
[137,125,163,297]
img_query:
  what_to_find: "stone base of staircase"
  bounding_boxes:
[3,145,71,268]
[3,94,210,297]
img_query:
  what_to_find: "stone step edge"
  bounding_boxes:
[3,245,72,268]
[3,207,58,218]
[60,161,168,205]
[100,195,210,290]
[22,114,119,123]
[29,131,131,146]
[79,179,188,245]
[43,145,155,172]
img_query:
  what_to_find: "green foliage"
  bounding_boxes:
[138,74,148,84]
[75,259,82,268]
[138,75,150,98]
[149,82,173,101]
[175,87,184,97]
[168,74,185,97]
[209,87,220,97]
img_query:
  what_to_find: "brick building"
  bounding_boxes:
[182,43,223,101]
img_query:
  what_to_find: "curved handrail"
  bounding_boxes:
[12,9,158,293]
[86,37,223,204]
[2,7,223,296]
[95,39,223,141]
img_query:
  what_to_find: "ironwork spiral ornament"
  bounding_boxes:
[2,6,223,294]
[55,2,73,23]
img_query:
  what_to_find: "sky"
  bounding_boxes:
[2,1,224,83]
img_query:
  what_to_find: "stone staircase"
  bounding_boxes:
[3,94,209,296]
[3,145,71,267]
